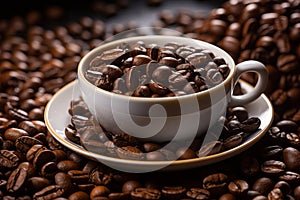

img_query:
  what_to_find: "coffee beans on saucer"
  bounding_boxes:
[65,94,261,161]
[85,42,230,97]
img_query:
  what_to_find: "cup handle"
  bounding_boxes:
[229,60,268,107]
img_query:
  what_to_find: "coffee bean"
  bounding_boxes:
[261,160,286,175]
[279,171,300,186]
[203,173,228,196]
[0,150,19,168]
[252,177,274,195]
[7,162,32,193]
[117,146,144,160]
[176,147,197,160]
[33,185,64,200]
[274,181,291,196]
[161,186,186,199]
[90,167,113,186]
[15,136,42,152]
[283,147,300,172]
[131,188,161,200]
[219,193,237,200]
[222,134,243,150]
[197,141,223,157]
[108,192,130,200]
[57,160,81,172]
[90,185,110,199]
[27,177,51,192]
[268,188,284,200]
[4,128,29,142]
[55,172,74,196]
[186,187,210,199]
[68,191,90,200]
[276,120,298,133]
[228,179,249,197]
[33,149,56,169]
[294,186,300,200]
[122,180,142,193]
[239,117,261,133]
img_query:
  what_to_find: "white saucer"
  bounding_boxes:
[45,80,274,173]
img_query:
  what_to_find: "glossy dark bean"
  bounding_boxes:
[186,187,210,199]
[261,160,286,175]
[228,179,249,196]
[0,150,19,168]
[90,185,110,199]
[122,180,142,193]
[131,188,161,200]
[7,162,31,192]
[203,173,228,196]
[33,185,64,200]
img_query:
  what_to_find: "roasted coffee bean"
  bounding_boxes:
[260,145,283,160]
[228,179,249,197]
[131,188,161,200]
[57,160,81,172]
[108,192,130,200]
[33,185,64,200]
[276,120,298,133]
[7,162,32,193]
[67,170,89,184]
[68,191,90,200]
[33,149,56,169]
[4,128,29,142]
[203,173,228,196]
[146,151,165,161]
[26,144,46,162]
[40,161,58,178]
[274,181,291,196]
[261,160,286,175]
[219,193,236,200]
[122,180,142,193]
[222,134,243,150]
[283,147,300,172]
[239,117,261,133]
[186,187,210,199]
[27,176,51,192]
[268,188,284,200]
[176,147,197,160]
[15,136,42,152]
[161,186,186,199]
[90,167,113,186]
[90,185,110,198]
[252,177,274,195]
[0,150,19,168]
[197,141,223,157]
[55,172,74,195]
[133,85,152,97]
[229,106,248,122]
[117,146,144,160]
[278,171,300,186]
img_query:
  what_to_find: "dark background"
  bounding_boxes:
[0,0,225,24]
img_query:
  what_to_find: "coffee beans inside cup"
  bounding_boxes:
[84,41,230,97]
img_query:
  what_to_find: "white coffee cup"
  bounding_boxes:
[77,35,268,142]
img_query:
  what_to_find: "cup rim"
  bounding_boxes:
[77,35,236,102]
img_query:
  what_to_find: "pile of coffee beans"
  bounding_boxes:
[65,94,261,161]
[0,0,300,199]
[85,42,230,97]
[153,0,300,118]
